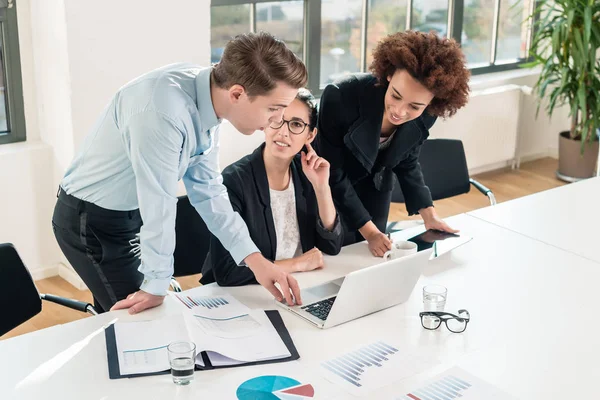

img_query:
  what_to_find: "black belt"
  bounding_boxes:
[57,186,138,218]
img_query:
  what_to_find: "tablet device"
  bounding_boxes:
[407,229,472,257]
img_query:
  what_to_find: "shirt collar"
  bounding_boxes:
[195,67,221,131]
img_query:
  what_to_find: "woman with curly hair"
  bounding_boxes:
[316,31,470,256]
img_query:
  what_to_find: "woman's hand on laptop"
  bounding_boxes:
[245,253,302,306]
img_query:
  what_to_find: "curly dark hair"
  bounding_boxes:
[370,31,470,118]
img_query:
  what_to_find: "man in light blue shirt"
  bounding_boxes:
[52,32,306,314]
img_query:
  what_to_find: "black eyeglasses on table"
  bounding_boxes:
[419,309,470,333]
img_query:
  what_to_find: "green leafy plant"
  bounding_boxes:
[524,0,600,152]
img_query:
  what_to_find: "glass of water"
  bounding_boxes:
[422,285,447,329]
[167,341,196,385]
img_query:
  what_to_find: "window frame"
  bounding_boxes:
[211,0,537,94]
[0,1,26,145]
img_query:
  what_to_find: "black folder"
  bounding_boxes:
[105,310,299,379]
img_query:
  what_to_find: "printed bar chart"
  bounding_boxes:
[402,375,471,400]
[320,340,434,396]
[175,294,230,310]
[321,341,398,387]
[399,367,518,400]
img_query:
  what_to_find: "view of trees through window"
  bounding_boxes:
[210,0,533,91]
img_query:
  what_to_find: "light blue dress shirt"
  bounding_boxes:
[61,64,259,295]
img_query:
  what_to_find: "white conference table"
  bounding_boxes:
[2,213,600,400]
[468,176,600,264]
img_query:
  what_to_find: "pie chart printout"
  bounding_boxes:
[236,375,316,400]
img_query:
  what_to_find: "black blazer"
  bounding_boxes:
[316,73,436,231]
[201,144,343,286]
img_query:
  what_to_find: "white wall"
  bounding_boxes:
[63,0,210,150]
[0,0,60,280]
[0,0,569,282]
[429,70,570,174]
[0,143,57,279]
[0,0,210,281]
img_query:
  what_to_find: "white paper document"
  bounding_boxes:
[114,315,189,375]
[184,309,291,363]
[397,367,518,400]
[113,292,290,376]
[193,312,262,339]
[319,340,435,397]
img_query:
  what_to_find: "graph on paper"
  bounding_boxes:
[122,346,167,371]
[236,375,315,400]
[194,313,262,339]
[398,367,518,400]
[114,315,190,376]
[173,292,252,320]
[175,294,230,310]
[320,340,434,396]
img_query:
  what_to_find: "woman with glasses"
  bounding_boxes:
[200,89,343,286]
[316,31,470,257]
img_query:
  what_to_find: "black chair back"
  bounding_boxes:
[173,196,211,277]
[0,243,42,336]
[392,139,471,203]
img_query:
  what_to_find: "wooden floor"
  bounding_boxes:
[1,157,565,341]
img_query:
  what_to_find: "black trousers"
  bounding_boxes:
[52,188,143,313]
[341,177,392,246]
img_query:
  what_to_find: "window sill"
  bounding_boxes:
[469,66,541,90]
[314,67,541,102]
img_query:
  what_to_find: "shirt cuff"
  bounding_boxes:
[140,277,172,296]
[316,214,343,240]
[228,237,260,268]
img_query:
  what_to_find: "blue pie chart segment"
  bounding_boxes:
[236,375,301,400]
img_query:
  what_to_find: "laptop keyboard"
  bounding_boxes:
[301,296,337,321]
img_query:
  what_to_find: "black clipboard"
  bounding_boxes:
[105,310,299,379]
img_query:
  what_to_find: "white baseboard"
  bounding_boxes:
[30,264,59,281]
[469,148,558,176]
[30,262,87,291]
[469,160,512,176]
[58,263,88,291]
[519,148,558,163]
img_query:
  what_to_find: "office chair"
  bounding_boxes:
[171,195,211,289]
[0,243,97,337]
[388,139,495,233]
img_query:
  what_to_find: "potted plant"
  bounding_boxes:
[525,0,600,181]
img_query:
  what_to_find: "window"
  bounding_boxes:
[462,0,534,68]
[0,0,25,145]
[210,0,536,94]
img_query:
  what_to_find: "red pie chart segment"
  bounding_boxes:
[280,384,315,397]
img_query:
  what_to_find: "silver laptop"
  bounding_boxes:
[276,248,433,329]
